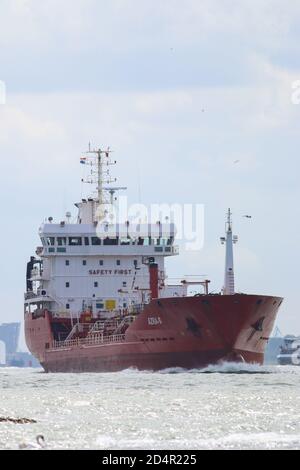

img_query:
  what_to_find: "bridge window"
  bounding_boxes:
[103,237,118,245]
[69,237,82,246]
[46,237,55,246]
[120,237,130,245]
[84,237,90,246]
[57,237,66,246]
[91,237,101,246]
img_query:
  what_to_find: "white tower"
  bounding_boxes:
[220,209,238,295]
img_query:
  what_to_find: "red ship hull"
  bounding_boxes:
[25,294,282,373]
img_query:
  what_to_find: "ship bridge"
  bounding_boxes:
[38,221,178,257]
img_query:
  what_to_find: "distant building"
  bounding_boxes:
[0,340,5,365]
[0,322,20,355]
[0,322,40,368]
[6,351,40,368]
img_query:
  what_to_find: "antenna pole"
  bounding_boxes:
[97,148,103,206]
[221,208,238,295]
[227,208,232,231]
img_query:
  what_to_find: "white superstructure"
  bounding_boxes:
[24,146,185,321]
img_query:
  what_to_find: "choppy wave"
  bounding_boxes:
[197,362,273,374]
[1,366,300,450]
[119,363,273,375]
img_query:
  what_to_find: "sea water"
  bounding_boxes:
[0,364,299,450]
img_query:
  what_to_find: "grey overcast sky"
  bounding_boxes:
[0,0,300,348]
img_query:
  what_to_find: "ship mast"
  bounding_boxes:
[85,146,115,206]
[80,145,127,221]
[220,208,238,295]
[97,148,103,206]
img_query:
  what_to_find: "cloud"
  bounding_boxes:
[0,105,63,142]
[0,0,300,336]
[1,51,299,186]
[1,0,299,52]
[1,0,300,94]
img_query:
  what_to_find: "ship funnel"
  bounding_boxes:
[221,208,238,295]
[149,263,159,299]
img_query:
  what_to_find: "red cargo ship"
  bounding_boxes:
[24,146,283,372]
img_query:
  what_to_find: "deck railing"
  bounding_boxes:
[50,333,126,350]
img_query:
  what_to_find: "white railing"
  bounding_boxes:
[129,304,145,314]
[50,333,126,350]
[24,292,37,300]
[88,320,105,335]
[113,316,135,335]
[65,322,91,341]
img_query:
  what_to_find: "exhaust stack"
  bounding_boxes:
[149,263,159,299]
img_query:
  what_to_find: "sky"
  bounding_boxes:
[0,0,300,349]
